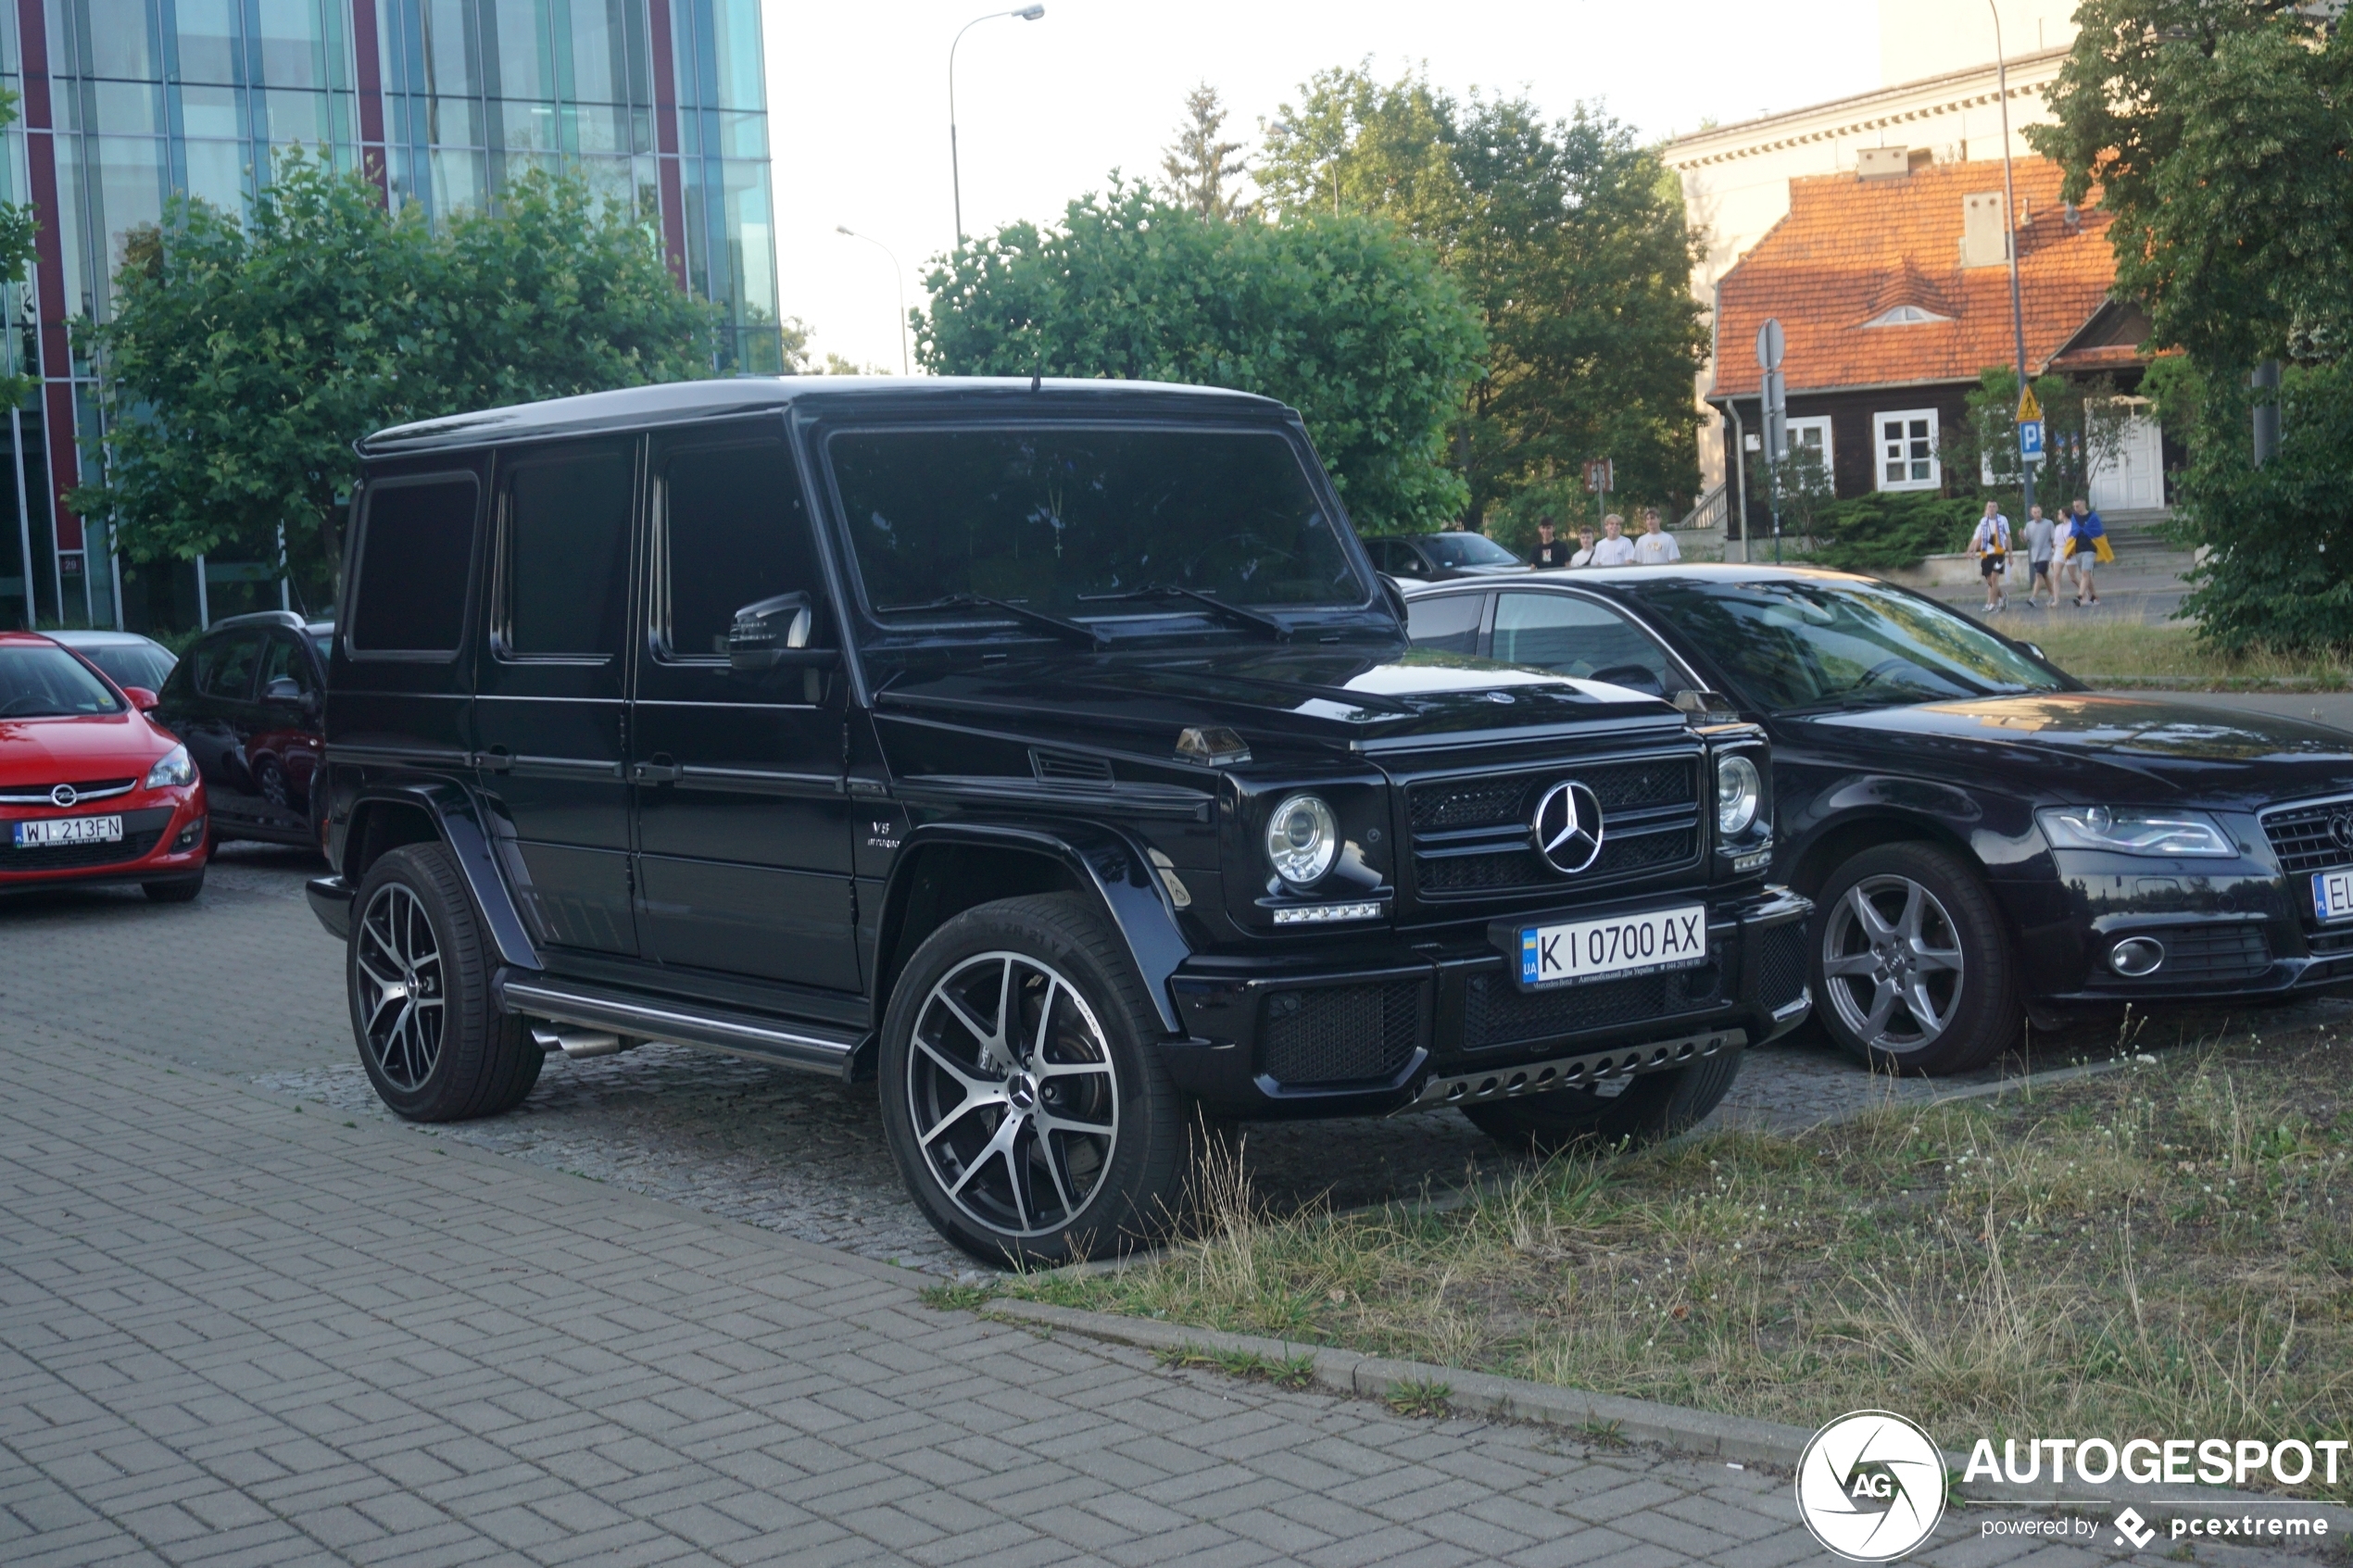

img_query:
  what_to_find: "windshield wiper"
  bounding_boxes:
[1076,584,1291,642]
[875,593,1105,650]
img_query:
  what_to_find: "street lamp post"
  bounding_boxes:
[836,226,911,375]
[1989,0,2034,521]
[950,6,1045,246]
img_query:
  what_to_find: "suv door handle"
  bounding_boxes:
[478,746,512,772]
[634,754,683,784]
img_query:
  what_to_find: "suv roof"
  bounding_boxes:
[359,376,1292,458]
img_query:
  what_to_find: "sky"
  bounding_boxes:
[766,1,1884,373]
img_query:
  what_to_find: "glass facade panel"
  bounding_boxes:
[262,89,333,144]
[178,84,243,140]
[174,0,242,84]
[183,139,249,211]
[490,0,551,99]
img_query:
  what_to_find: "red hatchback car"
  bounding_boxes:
[0,631,209,901]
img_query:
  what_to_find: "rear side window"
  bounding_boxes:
[1405,593,1483,655]
[659,441,817,659]
[1492,592,1683,692]
[501,445,635,658]
[349,476,479,655]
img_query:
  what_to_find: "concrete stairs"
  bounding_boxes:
[2087,508,2197,583]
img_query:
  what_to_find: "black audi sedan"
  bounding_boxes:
[1402,565,2353,1074]
[1363,531,1533,583]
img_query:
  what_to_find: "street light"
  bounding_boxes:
[836,225,910,376]
[1989,0,2034,521]
[950,6,1045,246]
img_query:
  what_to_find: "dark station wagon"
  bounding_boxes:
[304,378,1812,1263]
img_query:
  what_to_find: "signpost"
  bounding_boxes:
[1756,319,1786,564]
[1581,458,1614,533]
[2018,420,2045,465]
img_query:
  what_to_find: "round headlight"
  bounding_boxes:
[1716,754,1762,837]
[1265,793,1339,886]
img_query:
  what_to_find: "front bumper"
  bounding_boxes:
[0,792,208,891]
[1162,886,1813,1118]
[307,873,356,938]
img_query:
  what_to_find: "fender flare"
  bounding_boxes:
[875,820,1191,1036]
[348,780,543,972]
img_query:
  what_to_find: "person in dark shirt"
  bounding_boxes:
[1529,519,1575,570]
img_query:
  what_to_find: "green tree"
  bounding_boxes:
[0,87,38,411]
[918,181,1485,533]
[72,153,723,602]
[1259,66,1708,526]
[1160,83,1252,221]
[2031,1,2353,649]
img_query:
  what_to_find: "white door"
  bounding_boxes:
[2090,408,2163,511]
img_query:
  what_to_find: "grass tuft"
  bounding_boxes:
[1385,1377,1453,1418]
[1154,1344,1318,1389]
[921,1282,996,1313]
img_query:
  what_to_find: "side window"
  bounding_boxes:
[258,633,316,697]
[195,633,263,699]
[1492,592,1685,695]
[1405,592,1484,656]
[349,476,479,655]
[1365,540,1396,573]
[659,440,818,659]
[502,445,635,658]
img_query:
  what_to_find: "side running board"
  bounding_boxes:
[495,974,868,1080]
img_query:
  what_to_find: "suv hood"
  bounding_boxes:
[1805,694,2353,808]
[874,645,1687,755]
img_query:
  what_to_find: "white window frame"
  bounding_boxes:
[1873,408,1941,493]
[1785,415,1833,475]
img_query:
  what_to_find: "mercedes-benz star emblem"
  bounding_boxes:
[2332,812,2353,853]
[49,784,78,809]
[1530,780,1605,874]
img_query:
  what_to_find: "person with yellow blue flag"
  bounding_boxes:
[2068,497,2110,606]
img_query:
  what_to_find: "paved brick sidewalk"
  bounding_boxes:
[3,1039,2237,1568]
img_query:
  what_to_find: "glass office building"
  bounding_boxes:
[0,0,778,633]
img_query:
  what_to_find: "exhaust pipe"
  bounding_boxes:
[530,1024,635,1060]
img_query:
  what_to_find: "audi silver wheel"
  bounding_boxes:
[880,895,1191,1265]
[907,950,1119,1238]
[357,882,445,1089]
[1813,844,2017,1076]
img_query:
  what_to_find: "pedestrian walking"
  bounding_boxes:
[1529,519,1575,570]
[1587,513,1637,567]
[1569,527,1597,568]
[1969,500,2012,611]
[2021,504,2057,608]
[1631,507,1681,565]
[2069,498,2108,607]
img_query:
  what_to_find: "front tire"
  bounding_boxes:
[1463,1050,1743,1155]
[879,894,1189,1266]
[1814,842,2017,1075]
[348,843,543,1122]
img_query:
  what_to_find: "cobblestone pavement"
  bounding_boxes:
[12,983,2298,1567]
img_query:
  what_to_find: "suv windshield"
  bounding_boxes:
[1420,533,1520,568]
[1,645,124,718]
[1626,577,2063,711]
[831,426,1366,620]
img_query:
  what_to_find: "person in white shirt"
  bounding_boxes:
[1631,507,1681,565]
[1568,526,1596,568]
[1969,501,2012,611]
[2051,511,2078,599]
[1586,513,1638,567]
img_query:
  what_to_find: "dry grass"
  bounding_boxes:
[2021,610,2350,688]
[1000,1021,2353,1495]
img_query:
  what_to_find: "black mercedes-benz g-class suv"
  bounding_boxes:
[305,377,1811,1263]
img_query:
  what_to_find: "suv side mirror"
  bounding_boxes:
[728,593,839,679]
[264,675,305,703]
[1590,663,1667,699]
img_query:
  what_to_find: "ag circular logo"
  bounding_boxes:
[1794,1411,1946,1562]
[1530,780,1604,874]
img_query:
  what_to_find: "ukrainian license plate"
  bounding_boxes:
[2314,869,2353,924]
[1518,904,1708,989]
[12,815,123,848]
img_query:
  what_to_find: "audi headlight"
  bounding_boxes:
[145,745,195,790]
[1715,754,1762,837]
[1265,793,1339,886]
[2038,805,2234,858]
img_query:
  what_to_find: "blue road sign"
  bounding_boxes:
[2019,420,2045,462]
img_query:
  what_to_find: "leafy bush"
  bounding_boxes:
[1807,493,1982,573]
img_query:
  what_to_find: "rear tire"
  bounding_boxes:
[1813,842,2017,1076]
[143,871,205,903]
[878,894,1189,1266]
[348,843,542,1122]
[1463,1050,1742,1155]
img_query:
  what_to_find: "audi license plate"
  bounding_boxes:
[2315,869,2353,924]
[12,815,123,848]
[1518,904,1707,990]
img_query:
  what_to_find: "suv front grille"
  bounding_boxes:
[1464,965,1723,1050]
[1403,754,1703,900]
[1259,982,1424,1085]
[2261,797,2353,877]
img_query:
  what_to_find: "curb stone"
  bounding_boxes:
[981,1298,2353,1539]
